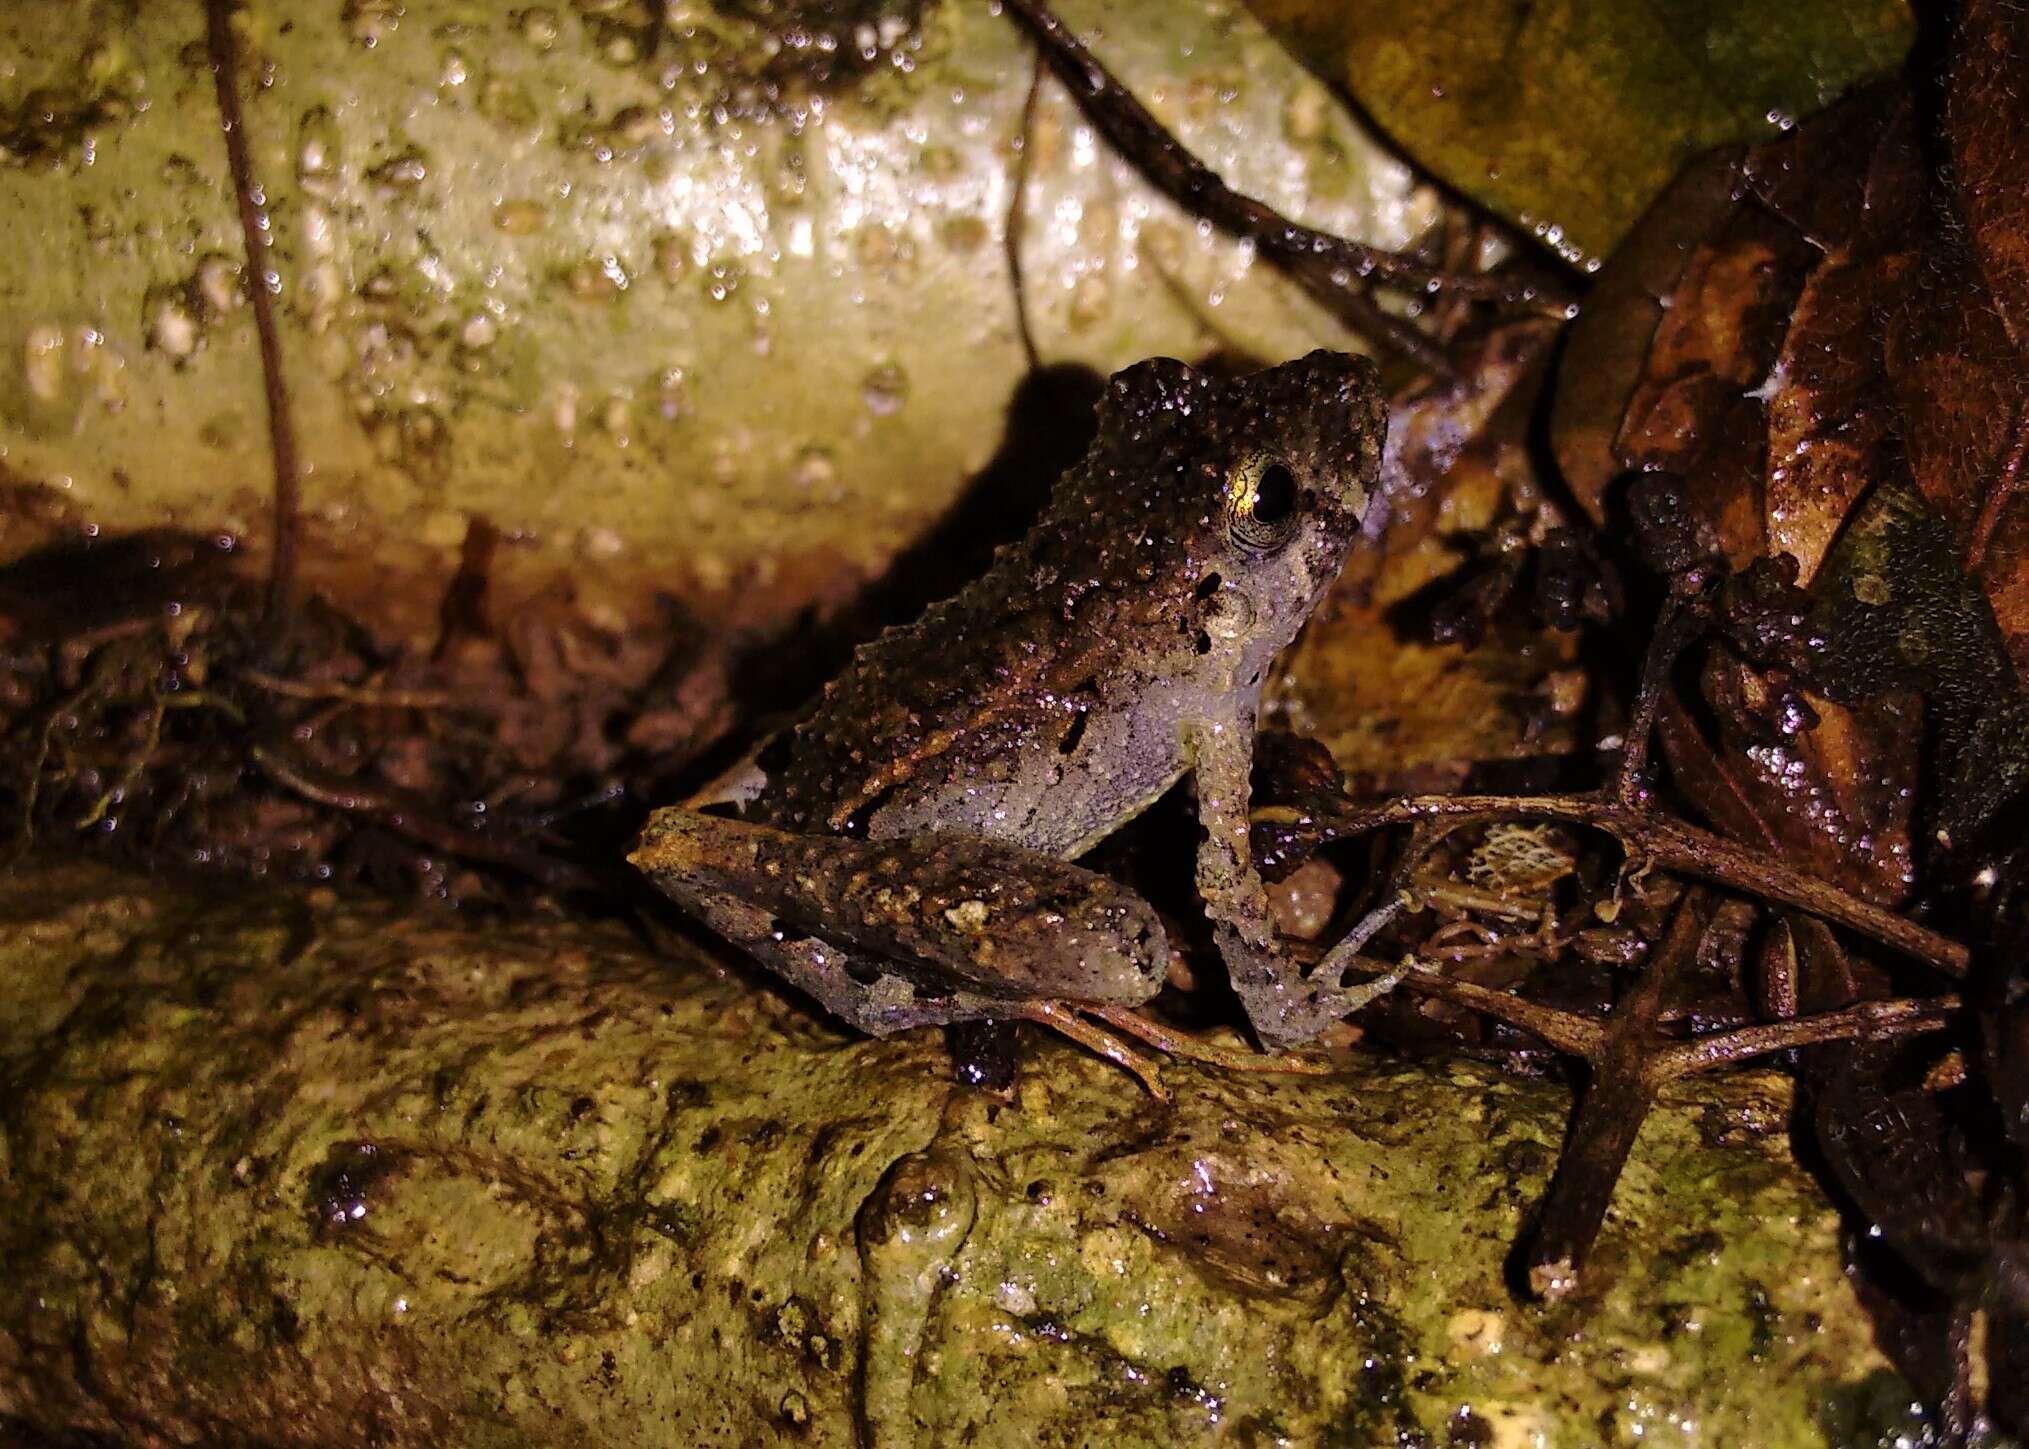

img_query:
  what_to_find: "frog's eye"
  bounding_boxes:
[1226,453,1303,553]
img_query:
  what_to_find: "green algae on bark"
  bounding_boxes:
[0,864,1934,1447]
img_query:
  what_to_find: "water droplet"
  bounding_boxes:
[459,313,497,349]
[367,147,430,191]
[296,106,342,183]
[439,48,470,89]
[862,361,908,416]
[634,367,678,425]
[703,261,742,304]
[22,323,66,402]
[341,0,404,50]
[519,8,559,49]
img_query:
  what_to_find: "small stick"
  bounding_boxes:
[1652,994,1960,1076]
[204,0,303,652]
[1004,54,1047,371]
[998,0,1471,376]
[1392,958,1605,1056]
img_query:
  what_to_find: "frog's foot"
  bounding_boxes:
[1217,924,1410,1050]
[1008,1000,1170,1102]
[1084,1003,1336,1077]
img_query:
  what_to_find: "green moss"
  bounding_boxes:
[0,864,1925,1446]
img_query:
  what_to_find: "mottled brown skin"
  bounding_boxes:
[632,351,1385,1049]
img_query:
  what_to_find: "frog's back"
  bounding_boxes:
[751,479,1213,847]
[748,350,1383,853]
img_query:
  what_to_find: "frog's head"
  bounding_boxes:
[1090,349,1386,690]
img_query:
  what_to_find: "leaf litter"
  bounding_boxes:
[1,0,2024,1437]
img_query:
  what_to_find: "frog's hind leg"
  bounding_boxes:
[634,806,1176,1091]
[661,883,995,1038]
[665,887,1175,1097]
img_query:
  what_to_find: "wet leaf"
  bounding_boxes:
[1245,0,1913,265]
[1555,59,2029,896]
[1550,9,2029,1421]
[1947,0,2029,351]
[1815,1045,1994,1297]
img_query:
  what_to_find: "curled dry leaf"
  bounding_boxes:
[1554,49,2029,896]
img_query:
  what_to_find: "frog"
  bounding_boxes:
[630,349,1396,1090]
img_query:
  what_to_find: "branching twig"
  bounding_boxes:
[999,0,1504,376]
[250,744,606,894]
[1259,792,1969,978]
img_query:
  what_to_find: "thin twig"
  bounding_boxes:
[997,0,1473,376]
[1653,994,1960,1075]
[1393,958,1603,1055]
[241,667,459,711]
[204,0,302,651]
[1005,53,1047,372]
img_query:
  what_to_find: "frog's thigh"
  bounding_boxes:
[631,807,1166,1030]
[662,882,988,1037]
[1182,714,1344,1048]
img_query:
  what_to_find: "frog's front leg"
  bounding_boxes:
[1183,712,1402,1049]
[631,808,1169,1038]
